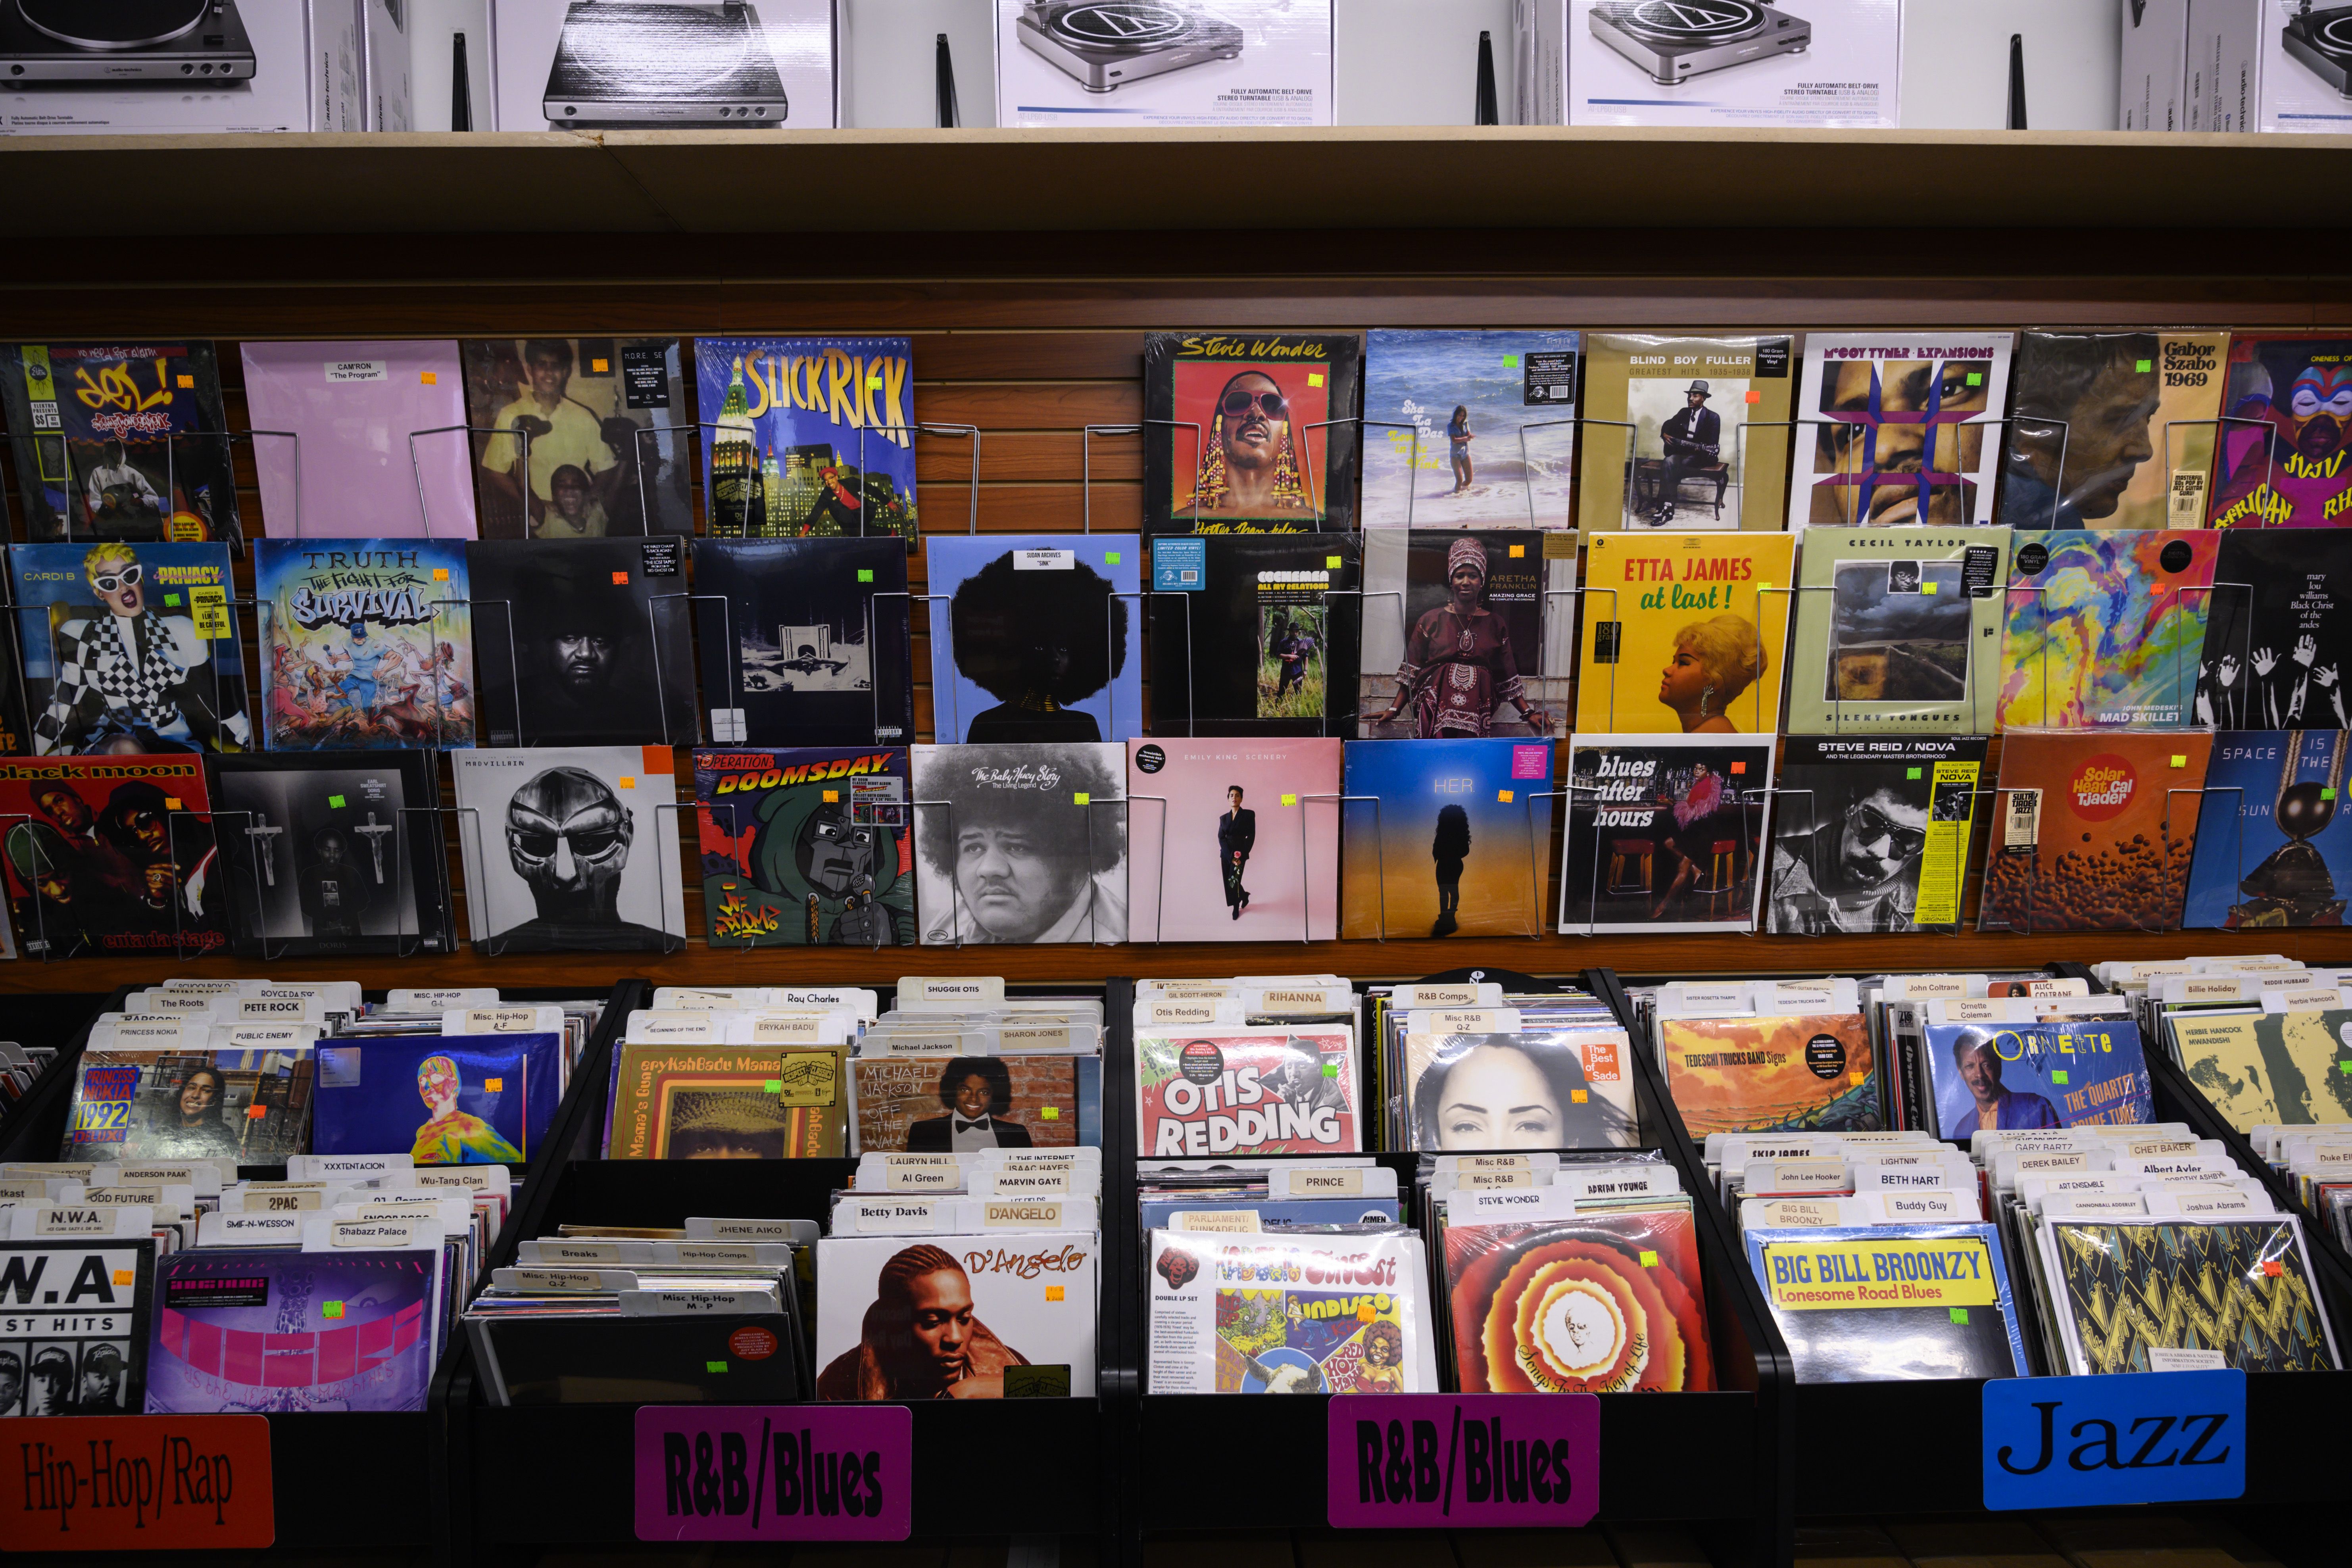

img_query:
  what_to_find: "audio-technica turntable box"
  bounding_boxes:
[0,0,357,135]
[488,0,836,131]
[996,0,1334,126]
[2260,0,2352,131]
[1532,0,1900,126]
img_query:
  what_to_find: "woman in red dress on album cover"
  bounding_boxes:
[1377,536,1546,738]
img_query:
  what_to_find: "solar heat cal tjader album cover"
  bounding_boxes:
[1977,730,2212,934]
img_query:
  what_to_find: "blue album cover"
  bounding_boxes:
[1361,329,1581,529]
[310,1034,560,1164]
[1923,1018,2153,1140]
[2185,731,2352,929]
[694,338,918,539]
[1340,738,1554,940]
[255,539,475,751]
[146,1247,439,1413]
[926,535,1143,744]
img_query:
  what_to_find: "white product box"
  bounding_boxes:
[1334,0,1515,124]
[490,0,836,130]
[997,0,1333,126]
[2119,0,2189,128]
[1896,0,2117,128]
[0,0,356,135]
[362,0,413,129]
[1550,0,1901,128]
[2189,0,2260,129]
[2260,0,2352,131]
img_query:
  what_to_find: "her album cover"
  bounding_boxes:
[1574,532,1794,736]
[0,341,241,546]
[908,743,1126,945]
[692,537,913,747]
[1359,530,1564,739]
[1360,329,1581,529]
[1558,732,1776,935]
[311,1033,560,1164]
[927,534,1141,744]
[1126,738,1341,943]
[209,753,449,957]
[256,539,475,751]
[2001,330,2228,530]
[1787,332,2012,530]
[461,336,694,539]
[695,338,919,539]
[0,754,226,959]
[1142,332,1360,534]
[241,340,474,539]
[2185,731,2352,929]
[11,541,249,755]
[815,1231,1097,1399]
[692,746,913,949]
[451,746,684,954]
[1148,533,1362,736]
[465,538,696,748]
[1576,332,1795,533]
[1998,530,2217,730]
[1341,738,1553,940]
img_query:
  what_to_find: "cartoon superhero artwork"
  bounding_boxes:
[255,540,475,751]
[450,746,684,954]
[692,746,914,948]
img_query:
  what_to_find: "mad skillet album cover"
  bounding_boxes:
[1142,332,1360,534]
[0,341,242,546]
[1997,530,2218,731]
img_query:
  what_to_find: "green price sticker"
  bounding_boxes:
[1322,1063,1339,1077]
[1966,373,1983,386]
[322,1302,344,1319]
[165,593,182,607]
[2051,1070,2070,1084]
[1907,768,1922,780]
[705,1361,728,1374]
[328,794,346,808]
[857,569,874,582]
[1503,354,1520,367]
[2136,359,2153,373]
[1106,551,1121,564]
[1950,1307,1970,1324]
[764,1080,783,1093]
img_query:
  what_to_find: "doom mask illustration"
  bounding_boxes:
[506,767,634,924]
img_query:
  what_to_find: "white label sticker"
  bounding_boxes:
[326,359,388,382]
[1013,549,1076,570]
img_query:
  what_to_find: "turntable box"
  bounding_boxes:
[1542,0,1901,127]
[996,0,1334,127]
[2191,0,2259,131]
[2256,0,2349,132]
[0,0,358,135]
[488,0,836,130]
[2119,0,2190,130]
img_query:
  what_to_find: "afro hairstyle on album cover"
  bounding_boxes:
[947,551,1128,705]
[914,743,1125,880]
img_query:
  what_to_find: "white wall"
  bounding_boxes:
[1899,0,2121,129]
[842,0,997,127]
[1336,0,1517,125]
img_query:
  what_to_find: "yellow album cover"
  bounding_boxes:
[1575,532,1796,735]
[1576,332,1797,533]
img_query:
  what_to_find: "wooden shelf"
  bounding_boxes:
[4,126,2350,238]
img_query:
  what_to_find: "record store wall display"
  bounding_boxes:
[9,540,250,755]
[459,336,696,538]
[1359,529,1564,740]
[2206,331,2352,529]
[1558,731,1777,934]
[0,753,227,959]
[1978,729,2213,934]
[1785,332,2013,530]
[1124,737,1342,943]
[1340,737,1553,940]
[1574,531,1794,736]
[451,745,686,954]
[209,752,450,957]
[692,336,918,539]
[2185,731,2352,930]
[1997,529,2219,730]
[997,0,1332,128]
[0,341,241,545]
[1576,332,1794,532]
[465,538,697,748]
[1784,526,2009,736]
[692,744,915,949]
[2195,530,2352,730]
[1766,736,1987,936]
[489,0,839,132]
[1141,332,1360,534]
[909,742,1128,945]
[1147,533,1362,736]
[928,534,1142,744]
[1359,329,1581,529]
[256,538,476,751]
[692,536,913,747]
[241,339,476,539]
[2000,329,2230,530]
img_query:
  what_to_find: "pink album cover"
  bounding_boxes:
[241,341,474,539]
[1127,738,1342,943]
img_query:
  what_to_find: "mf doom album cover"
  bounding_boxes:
[450,746,684,954]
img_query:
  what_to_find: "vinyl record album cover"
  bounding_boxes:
[692,537,913,747]
[460,335,694,538]
[0,754,226,959]
[1342,738,1553,940]
[1659,1012,1882,1135]
[1922,1017,2153,1138]
[1574,532,1794,734]
[1977,730,2211,934]
[312,1033,560,1164]
[0,342,241,545]
[209,753,449,957]
[1142,332,1359,534]
[0,1237,152,1415]
[1766,736,1987,934]
[10,540,249,754]
[2042,1217,2338,1374]
[2173,1008,2352,1134]
[1787,332,2011,530]
[694,338,918,538]
[928,535,1140,744]
[2001,330,2229,530]
[1401,1029,1636,1150]
[65,1048,314,1165]
[1747,1224,2025,1383]
[1445,1204,1715,1392]
[241,340,474,538]
[2196,531,2352,730]
[451,746,684,953]
[908,743,1127,945]
[1998,530,2219,730]
[1576,332,1795,532]
[693,746,913,948]
[1557,732,1775,934]
[466,538,696,747]
[610,1043,848,1159]
[1360,329,1581,529]
[2205,332,2352,530]
[1149,532,1362,736]
[1126,738,1341,942]
[1147,1227,1436,1394]
[1359,530,1564,739]
[256,539,475,751]
[147,1247,439,1412]
[816,1231,1097,1399]
[853,1053,1084,1154]
[1783,527,2008,736]
[2186,732,2352,929]
[1136,1028,1359,1158]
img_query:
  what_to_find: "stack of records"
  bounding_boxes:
[1133,975,1361,1161]
[1362,978,1630,1152]
[1639,976,1886,1136]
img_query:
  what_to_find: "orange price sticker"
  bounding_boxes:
[0,1414,275,1549]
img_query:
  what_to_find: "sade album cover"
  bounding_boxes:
[1148,533,1362,737]
[1558,732,1776,935]
[209,753,450,958]
[1787,332,2012,530]
[1360,329,1581,529]
[1766,736,1987,936]
[692,537,913,748]
[2205,332,2352,530]
[1142,332,1360,535]
[2001,330,2230,530]
[1576,333,1795,533]
[256,539,476,751]
[1574,532,1794,736]
[0,342,242,546]
[1341,738,1553,941]
[908,743,1127,946]
[694,338,918,539]
[2185,731,2352,930]
[692,746,914,949]
[451,746,685,955]
[241,340,475,539]
[1359,529,1565,740]
[1125,738,1341,944]
[10,540,249,755]
[1997,530,2218,730]
[928,534,1142,745]
[1978,730,2212,934]
[465,538,696,748]
[460,336,694,539]
[0,754,225,960]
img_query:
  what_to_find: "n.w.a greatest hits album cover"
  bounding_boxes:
[692,746,913,949]
[1341,738,1552,940]
[1126,738,1341,943]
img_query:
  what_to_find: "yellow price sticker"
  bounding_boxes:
[1497,789,1514,803]
[1073,792,1090,805]
[1280,793,1297,806]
